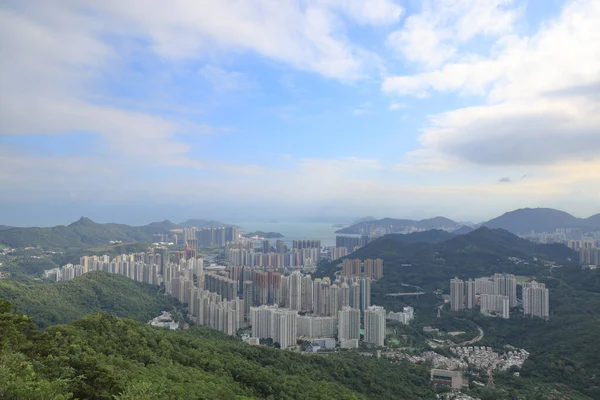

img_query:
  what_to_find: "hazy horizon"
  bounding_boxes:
[1,205,598,228]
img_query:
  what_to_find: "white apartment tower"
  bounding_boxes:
[450,278,465,311]
[250,305,298,348]
[523,281,549,320]
[466,279,476,309]
[364,305,386,346]
[338,306,360,341]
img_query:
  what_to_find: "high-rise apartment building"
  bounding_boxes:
[466,279,476,309]
[364,305,386,346]
[342,259,362,277]
[523,281,549,320]
[450,278,464,311]
[480,294,510,319]
[292,240,321,250]
[330,246,348,261]
[493,273,517,307]
[297,316,337,338]
[301,274,314,312]
[276,240,286,254]
[250,305,298,349]
[287,271,303,311]
[364,258,383,280]
[338,306,360,341]
[359,278,371,312]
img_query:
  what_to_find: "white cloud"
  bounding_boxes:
[0,0,389,169]
[199,65,257,94]
[384,0,600,167]
[388,102,407,110]
[89,0,380,80]
[386,0,520,68]
[316,0,404,25]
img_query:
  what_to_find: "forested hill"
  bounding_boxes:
[0,217,173,249]
[318,227,577,290]
[0,302,437,399]
[0,216,233,249]
[0,271,174,328]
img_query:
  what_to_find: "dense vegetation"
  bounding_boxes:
[0,302,438,399]
[0,217,178,249]
[0,272,174,328]
[0,217,240,250]
[318,227,599,398]
[318,227,576,292]
[473,266,600,399]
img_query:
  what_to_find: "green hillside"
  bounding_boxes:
[0,217,167,249]
[0,271,174,328]
[0,217,239,250]
[0,303,437,399]
[316,227,598,398]
[318,227,576,291]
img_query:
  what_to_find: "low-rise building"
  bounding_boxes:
[431,369,464,390]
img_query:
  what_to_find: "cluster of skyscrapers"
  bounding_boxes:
[183,226,240,247]
[224,240,320,268]
[335,235,373,253]
[450,274,549,319]
[524,229,600,267]
[44,248,391,348]
[579,247,600,266]
[341,258,384,280]
[44,252,170,285]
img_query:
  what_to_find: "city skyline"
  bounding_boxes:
[2,0,600,226]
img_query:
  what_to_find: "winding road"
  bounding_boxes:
[456,325,484,346]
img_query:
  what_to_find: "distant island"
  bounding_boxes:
[336,216,460,234]
[243,231,284,239]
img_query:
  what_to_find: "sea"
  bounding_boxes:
[236,222,353,247]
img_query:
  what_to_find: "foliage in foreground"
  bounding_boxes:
[0,301,437,399]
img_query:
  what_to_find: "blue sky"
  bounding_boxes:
[1,0,599,226]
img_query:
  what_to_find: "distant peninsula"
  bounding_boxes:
[243,231,284,239]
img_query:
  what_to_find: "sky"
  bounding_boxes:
[1,0,599,226]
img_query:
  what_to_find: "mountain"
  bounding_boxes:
[1,304,436,400]
[179,219,235,228]
[385,229,455,243]
[452,225,474,234]
[585,213,600,226]
[350,216,377,225]
[336,216,461,234]
[0,271,175,328]
[0,217,179,249]
[319,227,576,291]
[483,207,600,234]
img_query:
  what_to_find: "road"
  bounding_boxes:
[455,326,484,347]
